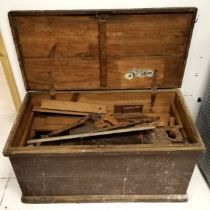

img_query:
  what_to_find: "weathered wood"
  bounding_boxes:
[71,92,79,102]
[21,194,188,203]
[31,116,81,131]
[24,58,100,90]
[32,106,88,116]
[114,104,143,113]
[3,94,31,148]
[174,90,204,144]
[28,125,155,144]
[47,115,91,137]
[3,8,206,204]
[10,150,199,203]
[169,116,175,126]
[98,17,107,87]
[9,9,195,90]
[30,91,176,106]
[19,111,34,146]
[41,99,107,114]
[0,33,21,111]
[170,103,183,126]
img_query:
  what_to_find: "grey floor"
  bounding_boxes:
[0,64,210,210]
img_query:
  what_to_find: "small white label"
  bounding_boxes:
[124,68,154,80]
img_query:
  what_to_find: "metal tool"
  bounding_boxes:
[95,114,119,128]
[27,125,156,145]
[47,114,91,137]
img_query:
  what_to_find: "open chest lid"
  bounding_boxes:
[9,8,197,91]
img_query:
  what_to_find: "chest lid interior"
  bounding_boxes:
[9,8,196,91]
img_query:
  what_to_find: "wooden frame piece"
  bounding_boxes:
[98,15,107,87]
[0,33,21,111]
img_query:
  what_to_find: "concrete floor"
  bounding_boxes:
[0,63,210,210]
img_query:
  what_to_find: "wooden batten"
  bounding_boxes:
[98,15,107,87]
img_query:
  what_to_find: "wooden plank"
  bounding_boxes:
[32,106,88,116]
[107,56,182,89]
[24,57,100,90]
[0,33,21,111]
[170,103,183,126]
[19,110,34,146]
[106,14,192,57]
[174,90,204,146]
[27,125,155,144]
[98,18,107,87]
[78,91,176,104]
[22,194,188,203]
[13,16,99,58]
[41,100,107,114]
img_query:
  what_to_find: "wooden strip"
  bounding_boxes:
[19,111,34,146]
[41,100,107,114]
[32,106,88,116]
[21,194,188,203]
[0,33,21,111]
[27,125,155,144]
[170,103,182,126]
[175,90,204,146]
[98,18,107,87]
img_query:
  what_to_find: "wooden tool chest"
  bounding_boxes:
[3,8,205,203]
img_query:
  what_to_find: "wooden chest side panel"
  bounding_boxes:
[10,151,199,196]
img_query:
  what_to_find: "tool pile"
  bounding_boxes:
[27,97,188,146]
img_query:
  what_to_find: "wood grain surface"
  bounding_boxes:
[41,99,107,114]
[9,9,195,90]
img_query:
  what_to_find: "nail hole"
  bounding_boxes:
[197,97,202,102]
